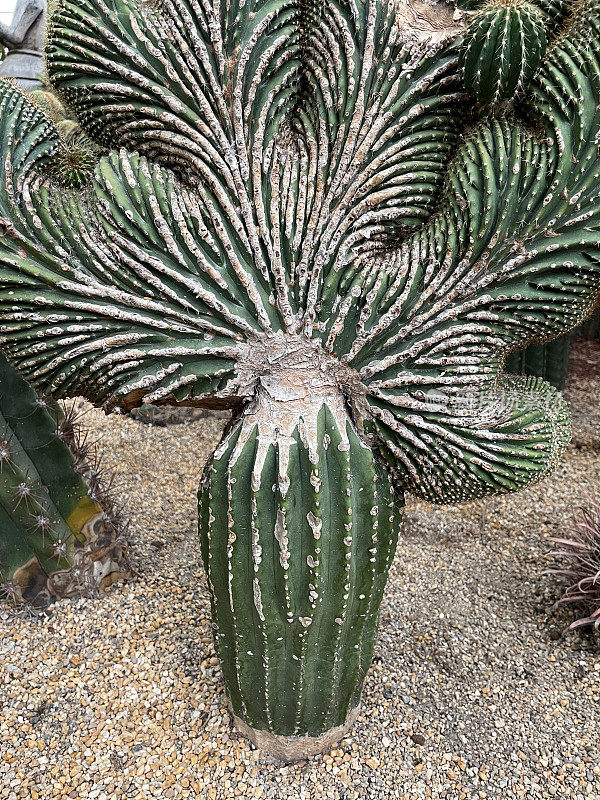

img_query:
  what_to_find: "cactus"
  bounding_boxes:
[29,88,99,186]
[0,352,128,605]
[0,0,599,757]
[505,333,572,388]
[457,0,572,105]
[459,0,548,105]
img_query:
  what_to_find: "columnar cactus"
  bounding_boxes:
[0,0,600,758]
[505,333,572,388]
[0,353,127,604]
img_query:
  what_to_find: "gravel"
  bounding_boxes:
[1,353,599,800]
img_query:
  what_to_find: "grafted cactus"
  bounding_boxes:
[0,0,600,758]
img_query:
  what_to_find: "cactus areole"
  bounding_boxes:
[0,0,599,758]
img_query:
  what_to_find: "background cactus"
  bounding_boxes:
[0,352,128,605]
[457,0,573,105]
[0,0,600,758]
[28,87,99,187]
[505,333,572,388]
[459,0,548,105]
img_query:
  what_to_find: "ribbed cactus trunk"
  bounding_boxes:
[505,333,572,388]
[198,343,400,756]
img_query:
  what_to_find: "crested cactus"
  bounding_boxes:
[0,0,600,758]
[0,352,128,605]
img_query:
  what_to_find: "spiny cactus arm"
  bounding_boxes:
[0,352,127,603]
[324,4,600,362]
[367,375,570,501]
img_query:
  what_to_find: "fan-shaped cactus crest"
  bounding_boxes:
[1,0,600,758]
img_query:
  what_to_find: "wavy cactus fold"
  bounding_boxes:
[0,0,600,758]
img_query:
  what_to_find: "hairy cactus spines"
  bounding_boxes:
[459,0,547,105]
[0,353,128,605]
[1,0,600,757]
[28,89,69,124]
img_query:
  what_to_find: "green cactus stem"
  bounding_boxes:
[199,344,400,754]
[0,0,600,757]
[505,333,572,388]
[459,0,548,105]
[0,352,128,605]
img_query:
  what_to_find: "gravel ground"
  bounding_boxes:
[1,350,599,800]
